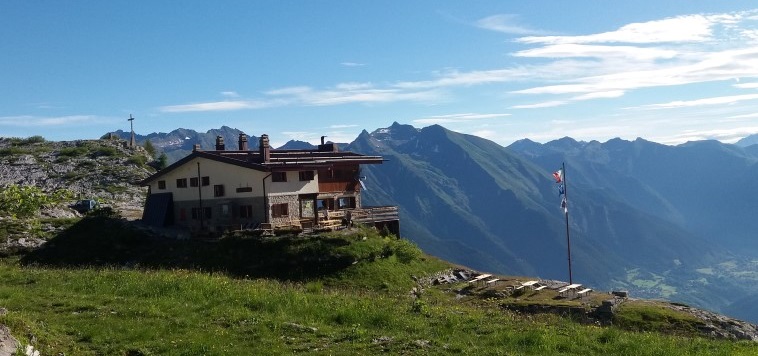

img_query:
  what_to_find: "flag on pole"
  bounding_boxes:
[552,169,563,184]
[561,196,568,213]
[553,168,566,213]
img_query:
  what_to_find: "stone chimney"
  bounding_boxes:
[259,134,270,162]
[215,136,225,150]
[192,144,201,152]
[238,133,249,150]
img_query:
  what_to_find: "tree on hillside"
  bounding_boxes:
[157,153,168,169]
[143,140,156,158]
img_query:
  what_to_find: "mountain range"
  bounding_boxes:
[107,126,318,162]
[115,123,758,323]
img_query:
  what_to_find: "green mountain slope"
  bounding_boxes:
[348,124,725,302]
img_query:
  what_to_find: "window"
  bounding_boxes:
[191,207,212,220]
[176,178,188,188]
[190,177,198,187]
[158,180,166,190]
[299,170,314,181]
[221,204,229,216]
[272,203,289,218]
[239,205,253,218]
[179,208,186,221]
[236,187,253,193]
[214,184,225,197]
[272,172,287,182]
[202,176,210,186]
[317,198,334,211]
[338,197,356,210]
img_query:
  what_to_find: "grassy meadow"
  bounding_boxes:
[1,218,756,355]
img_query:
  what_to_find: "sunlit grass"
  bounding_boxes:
[1,224,756,354]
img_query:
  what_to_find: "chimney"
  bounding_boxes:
[192,144,201,152]
[318,135,339,152]
[238,133,249,151]
[215,135,225,150]
[259,134,270,162]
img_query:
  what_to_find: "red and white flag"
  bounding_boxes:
[552,169,563,184]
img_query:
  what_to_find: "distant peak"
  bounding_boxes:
[365,123,420,148]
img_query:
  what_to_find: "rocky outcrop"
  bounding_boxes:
[0,308,19,356]
[667,304,758,341]
[0,137,155,251]
[0,137,153,219]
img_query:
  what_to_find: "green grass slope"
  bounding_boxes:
[1,215,756,355]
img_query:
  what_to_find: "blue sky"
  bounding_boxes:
[3,1,758,147]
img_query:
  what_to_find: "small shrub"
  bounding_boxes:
[76,160,96,169]
[23,135,46,144]
[90,146,118,157]
[393,239,422,264]
[127,156,147,167]
[59,147,88,157]
[0,147,26,156]
[0,185,73,218]
[410,299,429,316]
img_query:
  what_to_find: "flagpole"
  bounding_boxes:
[562,162,573,284]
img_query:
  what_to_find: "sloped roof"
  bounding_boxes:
[140,148,384,186]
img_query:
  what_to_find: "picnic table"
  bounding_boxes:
[468,274,492,286]
[558,284,583,297]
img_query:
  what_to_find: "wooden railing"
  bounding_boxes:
[349,206,399,224]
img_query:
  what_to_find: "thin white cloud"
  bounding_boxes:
[734,82,758,89]
[0,115,111,127]
[335,82,374,90]
[413,112,511,124]
[341,62,367,67]
[653,126,758,144]
[394,68,529,89]
[637,93,758,109]
[471,129,498,139]
[512,46,758,96]
[220,91,240,98]
[159,100,269,113]
[511,100,568,109]
[514,44,678,60]
[266,85,441,106]
[517,14,718,44]
[728,112,758,119]
[514,88,626,108]
[329,124,359,129]
[571,90,626,101]
[475,14,550,35]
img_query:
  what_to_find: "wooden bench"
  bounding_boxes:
[318,219,343,230]
[485,278,500,286]
[577,288,593,297]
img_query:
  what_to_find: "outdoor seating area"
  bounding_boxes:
[430,271,597,303]
[239,216,350,237]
